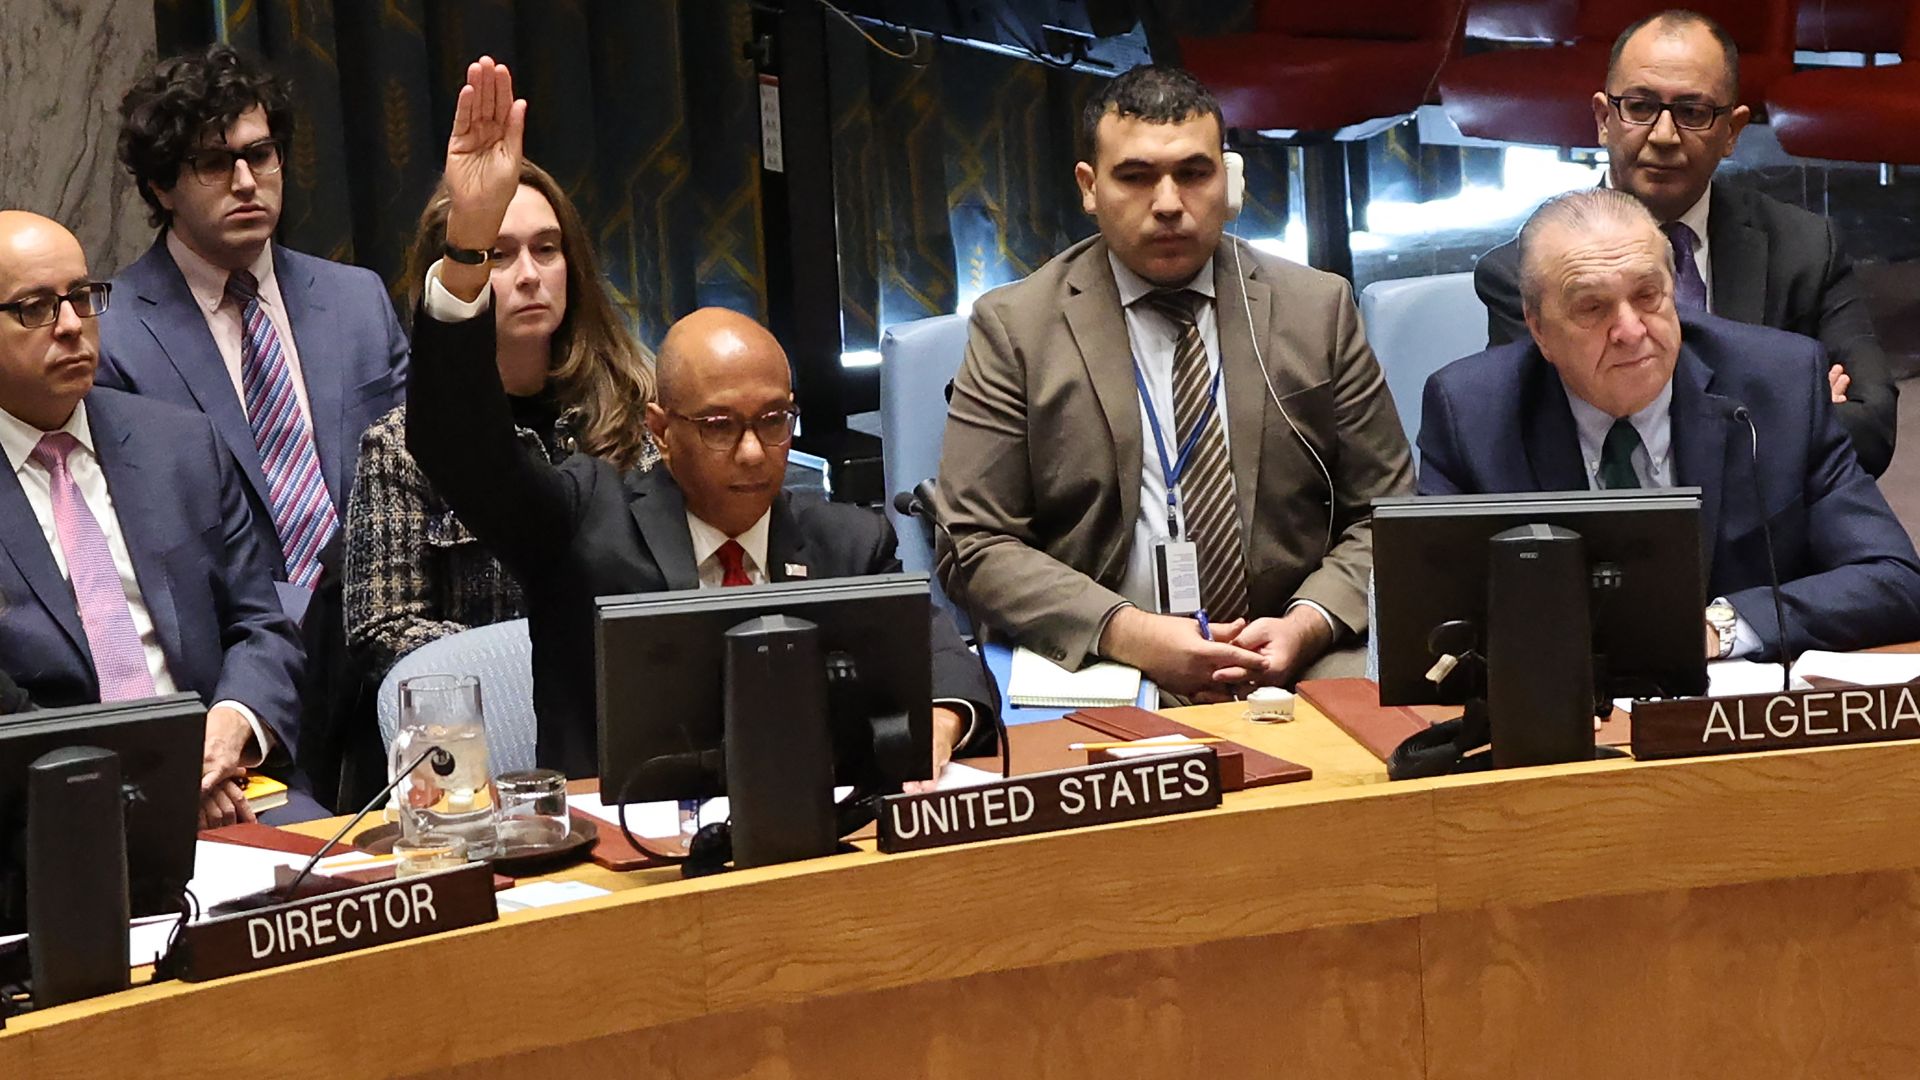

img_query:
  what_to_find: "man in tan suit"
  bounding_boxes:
[934,66,1413,697]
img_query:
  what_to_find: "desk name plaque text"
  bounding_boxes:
[177,861,497,981]
[877,747,1222,853]
[1633,682,1920,760]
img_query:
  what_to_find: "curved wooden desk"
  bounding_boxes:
[6,700,1920,1078]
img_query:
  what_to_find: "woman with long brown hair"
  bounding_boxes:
[344,160,657,681]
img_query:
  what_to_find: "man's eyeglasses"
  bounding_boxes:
[1606,95,1733,132]
[668,406,800,451]
[0,283,111,329]
[185,139,285,186]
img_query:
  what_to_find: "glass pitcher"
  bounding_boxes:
[389,674,498,858]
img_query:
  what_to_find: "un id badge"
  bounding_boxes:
[1153,540,1203,615]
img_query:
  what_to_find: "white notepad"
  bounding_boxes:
[1008,647,1143,709]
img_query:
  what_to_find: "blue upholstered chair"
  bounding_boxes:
[376,618,537,776]
[1358,272,1489,459]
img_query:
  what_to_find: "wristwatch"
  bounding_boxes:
[442,243,490,266]
[1705,600,1739,659]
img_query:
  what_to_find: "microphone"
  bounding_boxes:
[1728,402,1793,690]
[889,477,1011,783]
[202,744,453,917]
[892,479,938,520]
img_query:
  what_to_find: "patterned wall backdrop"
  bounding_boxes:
[151,0,1266,351]
[154,0,766,347]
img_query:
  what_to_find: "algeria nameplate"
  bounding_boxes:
[876,746,1223,854]
[1632,682,1920,760]
[177,861,497,981]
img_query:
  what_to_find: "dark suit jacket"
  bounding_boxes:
[406,305,998,779]
[934,235,1414,669]
[1473,183,1897,476]
[0,389,305,748]
[1417,313,1920,659]
[96,237,411,566]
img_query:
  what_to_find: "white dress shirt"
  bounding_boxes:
[1562,381,1756,658]
[167,231,317,428]
[1106,254,1334,635]
[0,403,270,760]
[687,510,772,588]
[1564,381,1675,490]
[1111,253,1231,611]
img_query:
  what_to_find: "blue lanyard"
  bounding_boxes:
[1132,359,1224,536]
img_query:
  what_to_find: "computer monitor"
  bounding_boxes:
[1373,490,1708,708]
[595,574,934,806]
[0,693,205,934]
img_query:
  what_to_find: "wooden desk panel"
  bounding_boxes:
[8,700,1920,1078]
[450,917,1430,1080]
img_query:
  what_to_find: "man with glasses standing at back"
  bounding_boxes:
[1473,9,1897,476]
[98,45,410,807]
[98,44,409,617]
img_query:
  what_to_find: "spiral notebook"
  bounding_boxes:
[1007,647,1144,709]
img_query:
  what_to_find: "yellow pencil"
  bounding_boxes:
[1068,738,1224,751]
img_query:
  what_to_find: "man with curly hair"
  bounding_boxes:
[97,44,409,620]
[98,44,411,807]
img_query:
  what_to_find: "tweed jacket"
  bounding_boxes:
[343,400,656,681]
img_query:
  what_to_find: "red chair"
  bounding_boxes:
[1795,0,1910,54]
[1179,2,1466,134]
[1176,1,1468,278]
[1770,5,1920,163]
[1439,0,1796,148]
[1466,0,1579,44]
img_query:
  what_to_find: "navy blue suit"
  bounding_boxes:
[95,238,409,568]
[0,389,305,749]
[1417,313,1920,659]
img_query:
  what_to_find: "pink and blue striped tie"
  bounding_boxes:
[30,433,156,701]
[226,269,337,588]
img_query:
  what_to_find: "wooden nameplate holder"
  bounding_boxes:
[175,861,497,981]
[1064,705,1312,788]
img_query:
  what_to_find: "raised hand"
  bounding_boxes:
[443,56,527,255]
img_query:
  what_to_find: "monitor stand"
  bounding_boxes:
[1487,524,1601,769]
[27,746,130,1008]
[723,614,840,868]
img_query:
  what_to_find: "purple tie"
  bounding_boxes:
[1663,222,1709,312]
[226,269,338,588]
[29,432,156,701]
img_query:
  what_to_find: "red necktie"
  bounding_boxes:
[715,539,753,587]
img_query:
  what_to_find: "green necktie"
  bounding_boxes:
[1599,418,1642,490]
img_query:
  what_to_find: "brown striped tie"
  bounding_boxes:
[1142,290,1248,621]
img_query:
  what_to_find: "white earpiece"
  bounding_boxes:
[1223,150,1245,221]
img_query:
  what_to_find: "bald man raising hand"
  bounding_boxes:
[407,58,996,780]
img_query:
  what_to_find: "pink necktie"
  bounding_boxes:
[29,432,156,701]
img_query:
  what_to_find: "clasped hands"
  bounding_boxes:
[1099,604,1333,700]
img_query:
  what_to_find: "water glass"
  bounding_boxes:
[393,833,469,879]
[495,768,570,850]
[391,674,498,858]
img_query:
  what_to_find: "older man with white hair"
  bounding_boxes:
[1418,187,1920,661]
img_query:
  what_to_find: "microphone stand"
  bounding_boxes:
[203,745,453,916]
[1731,405,1794,691]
